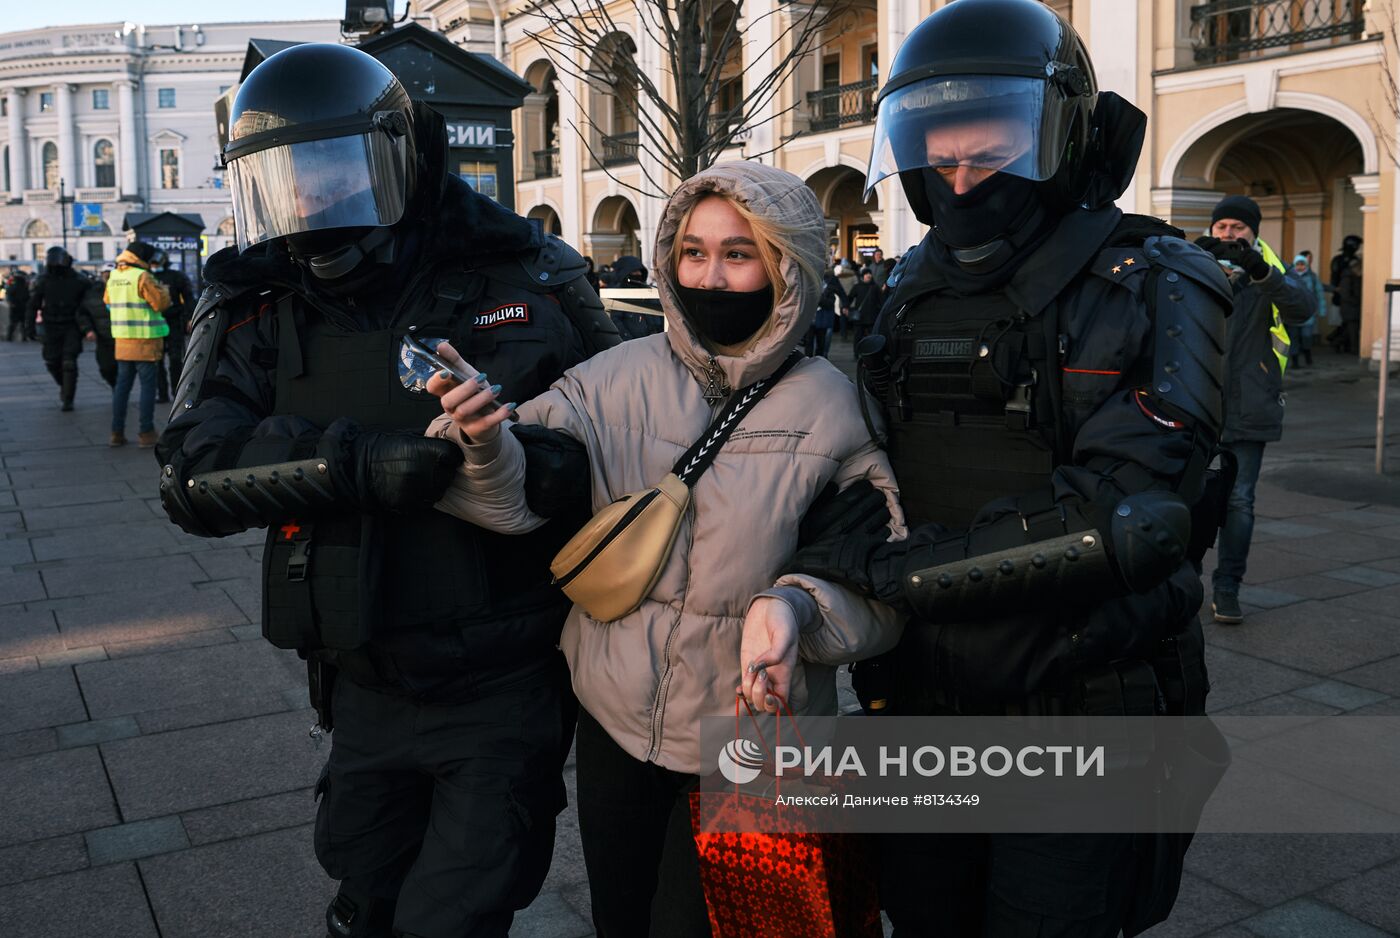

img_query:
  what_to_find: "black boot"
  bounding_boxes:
[60,363,77,411]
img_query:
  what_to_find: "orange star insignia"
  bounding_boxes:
[1111,265,1122,274]
[1123,257,1136,266]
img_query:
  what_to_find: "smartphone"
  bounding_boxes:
[403,335,502,413]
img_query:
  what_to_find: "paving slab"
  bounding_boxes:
[1255,573,1370,601]
[133,691,296,735]
[139,826,332,938]
[54,584,248,647]
[102,709,325,820]
[181,789,316,846]
[76,640,302,719]
[1206,600,1400,675]
[193,548,262,581]
[1323,566,1400,588]
[102,625,239,659]
[0,747,119,847]
[1335,655,1400,698]
[20,498,159,531]
[1237,545,1347,584]
[0,863,158,938]
[14,481,137,509]
[1290,680,1390,711]
[1238,896,1392,937]
[0,833,89,888]
[1185,834,1400,909]
[0,569,46,604]
[0,727,57,759]
[0,536,34,566]
[512,889,595,938]
[1136,871,1257,938]
[1268,531,1400,566]
[1314,508,1400,529]
[0,665,87,734]
[36,645,108,668]
[0,607,63,660]
[39,553,206,599]
[86,816,190,866]
[30,519,184,562]
[1318,857,1400,934]
[1202,646,1319,712]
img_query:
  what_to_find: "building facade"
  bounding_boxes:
[0,19,339,273]
[423,0,1394,358]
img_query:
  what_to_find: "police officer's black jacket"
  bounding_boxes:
[872,206,1232,711]
[152,267,195,330]
[157,177,618,700]
[28,266,90,330]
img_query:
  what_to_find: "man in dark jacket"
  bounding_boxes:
[27,248,91,410]
[1194,195,1314,624]
[807,269,846,357]
[791,2,1233,934]
[1336,246,1363,355]
[845,268,882,346]
[150,250,195,403]
[81,267,117,387]
[5,271,32,341]
[155,45,618,938]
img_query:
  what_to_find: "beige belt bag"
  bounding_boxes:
[549,351,801,623]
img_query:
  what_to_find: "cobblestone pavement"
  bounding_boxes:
[1,329,1399,936]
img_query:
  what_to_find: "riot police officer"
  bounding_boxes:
[156,43,618,938]
[792,1,1232,935]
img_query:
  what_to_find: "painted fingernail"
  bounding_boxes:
[505,403,518,412]
[476,373,489,385]
[489,384,502,396]
[437,369,454,380]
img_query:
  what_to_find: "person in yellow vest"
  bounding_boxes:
[105,241,171,447]
[1195,195,1315,624]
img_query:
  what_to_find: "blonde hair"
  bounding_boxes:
[669,192,818,301]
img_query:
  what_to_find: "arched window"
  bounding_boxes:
[217,216,236,236]
[42,142,58,189]
[24,218,52,239]
[93,139,115,188]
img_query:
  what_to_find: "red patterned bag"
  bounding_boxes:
[689,694,881,938]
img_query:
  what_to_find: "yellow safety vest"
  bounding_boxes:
[107,266,169,340]
[1257,239,1291,374]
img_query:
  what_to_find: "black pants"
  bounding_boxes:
[41,324,82,403]
[5,303,29,340]
[315,657,574,938]
[93,333,117,387]
[156,327,185,400]
[575,709,710,938]
[881,832,1137,938]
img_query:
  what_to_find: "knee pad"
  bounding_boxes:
[326,887,396,938]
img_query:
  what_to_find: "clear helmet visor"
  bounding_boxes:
[865,75,1072,198]
[227,131,409,252]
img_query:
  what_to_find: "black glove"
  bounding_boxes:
[322,418,464,513]
[797,480,891,548]
[1195,236,1271,281]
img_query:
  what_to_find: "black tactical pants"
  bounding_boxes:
[41,325,82,403]
[881,832,1137,937]
[156,327,186,401]
[314,657,575,938]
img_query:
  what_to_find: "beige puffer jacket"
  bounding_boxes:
[429,162,905,774]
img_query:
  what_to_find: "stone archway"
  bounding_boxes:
[521,59,561,180]
[805,165,879,264]
[527,203,562,238]
[588,195,642,266]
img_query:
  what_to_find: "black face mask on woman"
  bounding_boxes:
[675,284,774,346]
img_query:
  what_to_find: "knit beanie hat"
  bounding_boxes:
[1210,195,1261,236]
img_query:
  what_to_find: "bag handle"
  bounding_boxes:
[673,350,802,487]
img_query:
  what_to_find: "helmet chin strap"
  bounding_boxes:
[303,226,397,281]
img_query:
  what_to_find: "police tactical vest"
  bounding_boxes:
[885,290,1058,528]
[107,266,169,339]
[261,270,574,658]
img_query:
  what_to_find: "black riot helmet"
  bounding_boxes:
[44,246,72,269]
[223,43,416,278]
[868,0,1144,246]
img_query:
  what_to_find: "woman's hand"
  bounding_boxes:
[739,597,800,714]
[424,341,513,444]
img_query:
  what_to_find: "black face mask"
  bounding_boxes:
[675,284,774,347]
[922,168,1043,250]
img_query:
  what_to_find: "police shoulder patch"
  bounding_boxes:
[473,303,531,329]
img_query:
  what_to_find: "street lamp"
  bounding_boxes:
[58,177,70,253]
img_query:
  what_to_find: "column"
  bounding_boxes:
[116,80,138,199]
[1349,173,1390,362]
[1150,187,1224,238]
[634,19,664,261]
[743,0,777,165]
[55,83,76,191]
[1288,192,1327,261]
[556,75,583,250]
[1254,194,1287,255]
[520,92,549,180]
[5,88,26,200]
[1089,0,1141,213]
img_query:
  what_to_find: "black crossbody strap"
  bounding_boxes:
[672,350,802,486]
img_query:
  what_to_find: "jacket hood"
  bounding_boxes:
[654,162,825,390]
[115,249,149,270]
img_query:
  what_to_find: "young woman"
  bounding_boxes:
[425,162,904,937]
